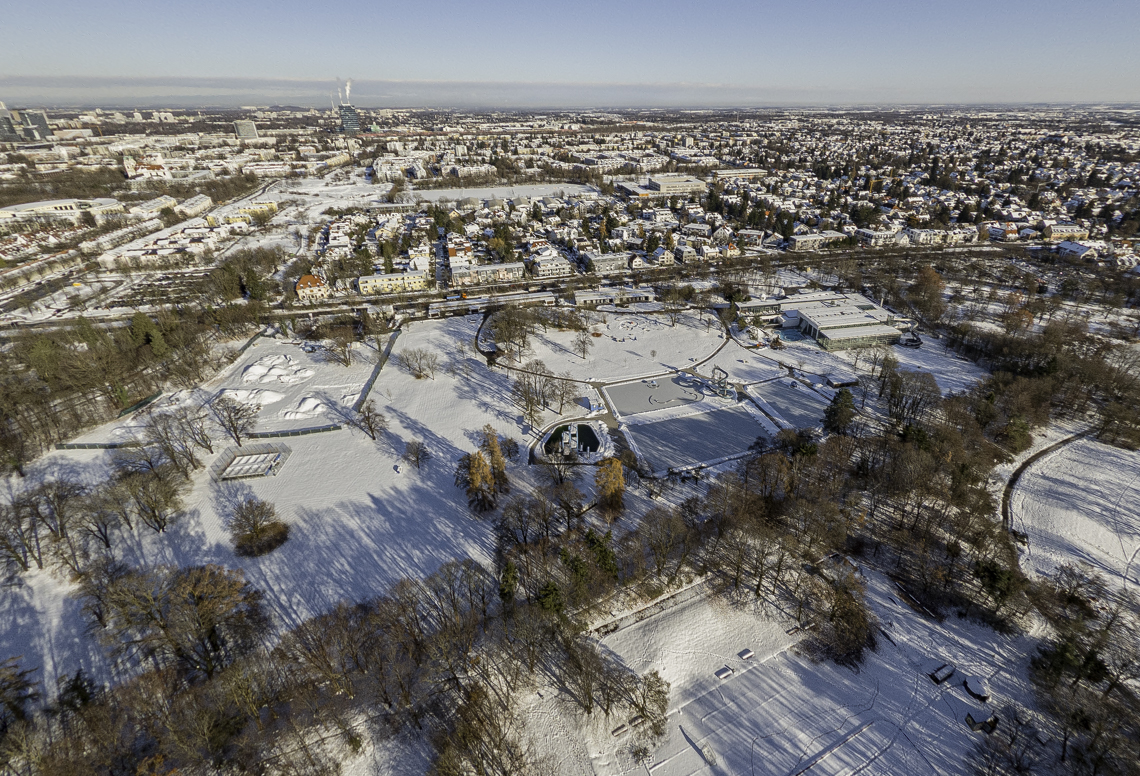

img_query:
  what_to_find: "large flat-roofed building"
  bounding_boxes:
[573,287,655,307]
[797,303,901,350]
[233,120,259,139]
[744,290,901,350]
[0,197,125,225]
[428,291,555,318]
[647,174,707,196]
[712,168,766,181]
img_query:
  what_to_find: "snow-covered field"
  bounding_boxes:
[529,571,1041,776]
[696,341,787,384]
[1,316,587,689]
[1012,437,1140,588]
[512,310,726,383]
[879,341,989,396]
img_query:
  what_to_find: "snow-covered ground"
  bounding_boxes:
[879,341,989,396]
[527,570,1042,776]
[1012,437,1140,589]
[506,310,726,383]
[696,341,786,384]
[1,316,590,689]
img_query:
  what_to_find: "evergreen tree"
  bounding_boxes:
[823,389,856,436]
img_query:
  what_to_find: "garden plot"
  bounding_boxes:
[749,377,830,430]
[572,571,1040,776]
[518,311,724,382]
[1012,437,1140,588]
[622,405,769,474]
[210,341,374,432]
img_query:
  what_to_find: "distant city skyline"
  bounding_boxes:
[3,0,1139,107]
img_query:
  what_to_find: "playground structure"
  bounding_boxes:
[710,365,731,398]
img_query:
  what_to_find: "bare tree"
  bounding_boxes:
[141,410,202,478]
[211,395,259,447]
[122,471,183,533]
[326,327,355,367]
[403,440,431,469]
[227,497,289,557]
[573,330,593,360]
[397,347,440,380]
[511,375,545,429]
[550,374,578,414]
[91,564,269,680]
[172,404,214,454]
[353,399,388,440]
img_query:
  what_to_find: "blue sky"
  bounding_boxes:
[2,0,1138,106]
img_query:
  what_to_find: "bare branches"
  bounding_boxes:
[210,395,259,448]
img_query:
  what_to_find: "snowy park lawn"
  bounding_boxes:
[760,336,858,383]
[520,311,725,382]
[563,571,1040,776]
[0,316,571,688]
[880,341,989,396]
[696,341,786,385]
[1012,437,1140,587]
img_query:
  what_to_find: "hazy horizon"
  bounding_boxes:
[3,0,1139,109]
[4,75,1140,111]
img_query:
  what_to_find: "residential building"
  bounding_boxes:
[339,104,361,135]
[788,230,846,252]
[129,195,178,218]
[357,270,429,295]
[451,261,526,286]
[1057,241,1098,261]
[176,194,213,218]
[854,227,901,247]
[1044,223,1089,241]
[531,254,575,279]
[295,274,331,303]
[583,251,631,275]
